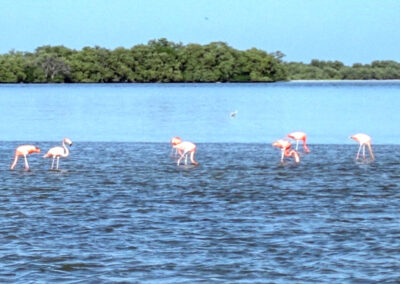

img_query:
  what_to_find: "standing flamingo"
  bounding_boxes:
[43,138,72,170]
[10,145,41,170]
[170,136,182,157]
[173,140,199,166]
[350,133,375,160]
[287,131,310,153]
[272,139,300,163]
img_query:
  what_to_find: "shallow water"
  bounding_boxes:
[1,81,400,144]
[1,142,399,282]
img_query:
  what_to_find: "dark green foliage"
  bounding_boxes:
[0,39,287,83]
[1,40,399,83]
[285,59,400,80]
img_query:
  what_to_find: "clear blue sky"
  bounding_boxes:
[1,0,399,64]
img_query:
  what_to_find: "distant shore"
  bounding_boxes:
[1,39,399,83]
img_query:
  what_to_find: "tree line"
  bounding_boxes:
[285,60,400,80]
[0,39,399,83]
[0,39,286,83]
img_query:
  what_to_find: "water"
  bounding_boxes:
[1,82,400,282]
[0,81,400,143]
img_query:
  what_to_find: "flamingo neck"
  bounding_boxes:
[61,141,70,157]
[284,148,300,163]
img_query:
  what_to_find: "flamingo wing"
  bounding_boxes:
[44,146,65,157]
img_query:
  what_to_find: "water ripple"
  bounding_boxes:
[0,142,400,282]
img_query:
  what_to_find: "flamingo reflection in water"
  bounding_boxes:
[350,133,375,161]
[272,139,300,164]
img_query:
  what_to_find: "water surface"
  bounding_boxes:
[1,82,400,282]
[1,142,400,282]
[0,81,399,143]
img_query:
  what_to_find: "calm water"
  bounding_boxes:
[0,81,400,143]
[1,82,400,283]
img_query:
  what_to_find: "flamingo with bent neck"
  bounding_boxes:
[287,131,310,153]
[272,139,300,163]
[350,133,375,160]
[10,145,41,170]
[43,138,72,170]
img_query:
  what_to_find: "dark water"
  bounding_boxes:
[1,142,399,283]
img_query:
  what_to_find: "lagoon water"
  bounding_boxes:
[1,81,400,143]
[1,82,400,282]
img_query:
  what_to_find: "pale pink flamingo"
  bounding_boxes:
[173,140,199,166]
[272,139,300,163]
[43,138,72,170]
[287,131,310,153]
[10,145,41,170]
[350,133,374,160]
[170,136,182,157]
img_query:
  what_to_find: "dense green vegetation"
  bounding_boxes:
[285,60,400,80]
[0,39,286,83]
[0,39,399,83]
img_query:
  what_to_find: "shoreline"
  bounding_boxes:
[1,79,400,85]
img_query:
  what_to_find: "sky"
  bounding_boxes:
[0,0,399,64]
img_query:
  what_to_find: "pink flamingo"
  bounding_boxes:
[10,145,41,170]
[272,139,300,163]
[170,136,182,157]
[173,140,199,166]
[43,138,72,170]
[350,133,375,160]
[287,131,310,153]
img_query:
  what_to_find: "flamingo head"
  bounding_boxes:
[170,137,182,146]
[63,138,73,146]
[272,139,291,150]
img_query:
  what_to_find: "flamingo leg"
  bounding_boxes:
[10,155,19,170]
[280,149,285,162]
[51,157,55,169]
[367,143,375,160]
[190,151,198,165]
[185,153,188,165]
[177,153,184,166]
[24,155,29,169]
[362,145,366,159]
[296,140,299,151]
[56,157,60,170]
[356,144,362,159]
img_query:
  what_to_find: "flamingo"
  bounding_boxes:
[10,145,41,170]
[287,131,310,153]
[272,139,300,163]
[43,138,72,170]
[173,140,199,166]
[350,133,374,160]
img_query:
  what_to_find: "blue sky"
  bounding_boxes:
[0,0,399,64]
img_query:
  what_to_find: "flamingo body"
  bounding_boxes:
[10,145,41,170]
[43,138,72,170]
[272,139,300,163]
[287,131,310,153]
[173,141,198,166]
[350,133,374,160]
